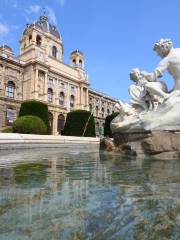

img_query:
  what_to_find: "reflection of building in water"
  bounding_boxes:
[0,152,112,214]
[0,15,119,135]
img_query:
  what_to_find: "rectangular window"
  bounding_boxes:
[48,78,53,85]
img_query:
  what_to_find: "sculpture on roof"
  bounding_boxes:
[111,39,180,132]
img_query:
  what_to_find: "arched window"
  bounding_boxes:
[107,109,110,115]
[72,59,76,67]
[48,88,53,102]
[36,35,42,47]
[6,108,16,125]
[58,114,65,134]
[95,106,99,116]
[29,34,32,44]
[59,92,65,106]
[70,95,75,109]
[52,46,57,58]
[79,59,82,68]
[6,81,15,98]
[101,108,105,118]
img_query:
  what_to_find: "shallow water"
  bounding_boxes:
[0,148,179,240]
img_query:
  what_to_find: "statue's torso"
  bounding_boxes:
[167,49,180,80]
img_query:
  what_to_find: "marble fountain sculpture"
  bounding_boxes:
[111,39,180,132]
[109,39,180,157]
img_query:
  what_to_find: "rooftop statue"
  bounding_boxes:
[111,39,180,133]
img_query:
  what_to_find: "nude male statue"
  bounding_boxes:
[142,38,180,91]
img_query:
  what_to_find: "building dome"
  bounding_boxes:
[23,15,62,40]
[71,49,84,57]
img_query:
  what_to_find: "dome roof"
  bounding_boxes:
[71,49,84,56]
[23,15,62,40]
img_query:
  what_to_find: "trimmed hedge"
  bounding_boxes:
[13,115,47,135]
[19,100,50,133]
[104,112,119,137]
[1,127,13,133]
[63,110,96,137]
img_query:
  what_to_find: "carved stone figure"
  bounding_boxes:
[142,39,180,90]
[129,68,168,111]
[111,39,180,133]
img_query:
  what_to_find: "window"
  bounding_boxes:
[29,34,32,44]
[58,114,65,134]
[72,59,76,67]
[48,88,53,102]
[36,35,42,47]
[70,95,75,109]
[107,109,110,115]
[79,59,82,68]
[59,92,65,106]
[52,46,57,58]
[48,78,53,85]
[6,108,16,125]
[95,106,99,116]
[101,108,105,118]
[6,81,15,98]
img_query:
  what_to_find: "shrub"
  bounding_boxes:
[12,115,47,135]
[1,127,13,133]
[63,110,96,137]
[19,100,50,133]
[104,112,119,138]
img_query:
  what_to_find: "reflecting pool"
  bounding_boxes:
[0,148,179,240]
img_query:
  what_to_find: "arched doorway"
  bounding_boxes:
[57,114,65,134]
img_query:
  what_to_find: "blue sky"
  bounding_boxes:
[1,0,180,101]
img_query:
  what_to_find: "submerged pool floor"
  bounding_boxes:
[0,148,179,240]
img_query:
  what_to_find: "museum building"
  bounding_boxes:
[0,15,118,135]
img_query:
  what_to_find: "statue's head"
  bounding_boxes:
[130,68,140,82]
[153,39,173,58]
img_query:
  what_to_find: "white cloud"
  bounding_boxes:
[0,23,9,36]
[46,7,57,25]
[26,5,41,14]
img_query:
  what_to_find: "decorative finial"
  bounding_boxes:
[42,7,46,16]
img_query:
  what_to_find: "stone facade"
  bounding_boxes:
[88,88,118,135]
[0,15,118,135]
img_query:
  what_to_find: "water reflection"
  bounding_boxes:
[0,149,179,239]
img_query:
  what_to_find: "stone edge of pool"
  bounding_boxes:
[0,133,100,150]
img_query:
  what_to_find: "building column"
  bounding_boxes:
[34,68,39,98]
[67,83,70,111]
[86,88,89,109]
[80,86,83,108]
[44,72,48,101]
[0,65,6,90]
[77,86,80,109]
[53,111,58,135]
